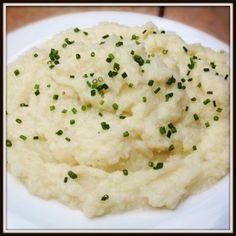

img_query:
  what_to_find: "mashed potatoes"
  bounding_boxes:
[6,22,229,217]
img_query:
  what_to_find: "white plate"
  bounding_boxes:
[6,11,230,231]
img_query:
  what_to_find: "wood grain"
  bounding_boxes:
[6,6,229,44]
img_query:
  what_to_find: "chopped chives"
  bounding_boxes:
[34,90,40,96]
[115,41,123,47]
[216,108,222,113]
[83,32,88,36]
[65,38,74,45]
[203,98,211,105]
[33,136,39,140]
[192,145,197,151]
[213,100,217,107]
[210,62,216,69]
[133,54,145,66]
[74,27,80,32]
[70,75,75,79]
[187,78,193,82]
[166,130,172,138]
[185,106,189,111]
[81,105,87,111]
[128,83,133,88]
[142,29,147,34]
[91,90,96,96]
[123,131,129,137]
[193,113,199,120]
[207,91,213,94]
[213,116,219,121]
[14,69,20,76]
[165,92,173,102]
[168,144,175,151]
[68,170,77,179]
[119,115,126,119]
[6,139,12,147]
[62,43,67,48]
[50,105,55,111]
[224,74,229,80]
[98,112,103,117]
[161,30,165,34]
[76,54,81,59]
[16,118,22,124]
[61,109,67,114]
[101,194,109,201]
[101,122,110,130]
[159,126,166,135]
[64,177,68,183]
[154,87,161,94]
[191,97,196,102]
[168,123,177,133]
[56,130,63,136]
[162,49,168,55]
[153,162,164,170]
[19,135,27,140]
[197,82,202,88]
[112,103,119,110]
[102,34,109,39]
[121,72,127,78]
[148,80,154,86]
[122,169,128,176]
[70,119,75,125]
[166,76,176,85]
[72,108,77,114]
[205,122,210,128]
[34,84,40,90]
[142,97,147,103]
[65,137,71,142]
[203,68,210,72]
[53,94,59,100]
[182,46,188,52]
[34,53,38,58]
[148,161,154,167]
[113,63,120,71]
[90,52,95,57]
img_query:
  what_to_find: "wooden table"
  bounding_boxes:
[6,6,229,44]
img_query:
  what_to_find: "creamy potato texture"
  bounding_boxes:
[7,22,229,217]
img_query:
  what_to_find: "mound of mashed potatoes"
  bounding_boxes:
[7,22,229,217]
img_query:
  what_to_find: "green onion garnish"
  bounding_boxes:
[68,170,77,179]
[193,113,199,120]
[205,122,210,128]
[16,118,22,124]
[101,194,109,201]
[6,139,12,147]
[123,169,128,176]
[213,116,219,121]
[203,68,210,72]
[101,122,110,130]
[192,145,197,151]
[165,92,173,102]
[19,135,27,140]
[112,103,119,110]
[50,105,55,111]
[168,144,175,151]
[72,108,77,114]
[153,162,164,170]
[121,72,127,79]
[159,126,166,135]
[56,130,63,136]
[123,131,129,137]
[14,69,20,76]
[115,41,123,47]
[148,80,154,86]
[203,99,211,105]
[142,97,147,103]
[53,94,59,100]
[70,119,75,125]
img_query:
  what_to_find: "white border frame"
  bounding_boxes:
[3,2,233,233]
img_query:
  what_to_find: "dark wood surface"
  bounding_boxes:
[6,6,229,44]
